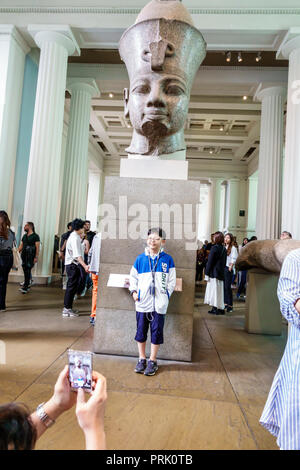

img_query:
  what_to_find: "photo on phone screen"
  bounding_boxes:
[68,349,93,392]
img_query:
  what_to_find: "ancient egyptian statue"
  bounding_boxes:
[119,0,206,158]
[236,239,300,273]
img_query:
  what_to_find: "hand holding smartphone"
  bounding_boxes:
[68,349,93,393]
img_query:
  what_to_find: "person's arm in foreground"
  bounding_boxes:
[76,372,107,450]
[278,251,300,326]
[29,365,76,440]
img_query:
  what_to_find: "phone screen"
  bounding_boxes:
[68,349,93,392]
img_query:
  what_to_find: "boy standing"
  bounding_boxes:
[129,228,176,376]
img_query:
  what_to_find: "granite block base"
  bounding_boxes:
[93,308,193,362]
[245,270,282,336]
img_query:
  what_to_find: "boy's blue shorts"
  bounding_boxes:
[135,311,165,345]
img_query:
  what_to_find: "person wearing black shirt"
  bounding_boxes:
[18,222,40,294]
[0,211,15,311]
[83,221,95,292]
[204,231,227,315]
[84,221,96,247]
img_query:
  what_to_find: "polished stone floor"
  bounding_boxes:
[0,282,287,450]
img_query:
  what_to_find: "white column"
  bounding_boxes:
[280,36,300,239]
[254,85,286,240]
[210,177,223,233]
[247,174,258,238]
[23,28,79,277]
[86,169,102,231]
[227,178,240,233]
[198,182,210,241]
[59,79,99,234]
[0,26,30,213]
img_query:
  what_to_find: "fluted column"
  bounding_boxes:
[280,35,300,239]
[254,85,286,240]
[59,79,99,234]
[23,28,79,277]
[227,178,240,233]
[247,174,258,238]
[86,169,102,231]
[0,26,30,212]
[210,177,223,233]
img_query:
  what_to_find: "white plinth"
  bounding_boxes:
[120,158,188,180]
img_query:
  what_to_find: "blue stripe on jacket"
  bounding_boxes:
[133,252,175,274]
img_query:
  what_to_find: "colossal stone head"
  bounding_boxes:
[119,0,206,157]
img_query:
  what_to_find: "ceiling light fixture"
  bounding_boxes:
[220,123,224,131]
[108,92,114,98]
[237,52,243,63]
[256,51,262,62]
[226,51,231,63]
[243,95,248,100]
[209,148,213,154]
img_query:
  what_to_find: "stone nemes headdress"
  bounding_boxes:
[119,0,206,92]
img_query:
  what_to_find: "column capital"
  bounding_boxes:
[28,25,80,56]
[209,176,224,184]
[254,83,287,102]
[0,25,30,54]
[277,27,300,60]
[248,174,258,182]
[67,78,100,98]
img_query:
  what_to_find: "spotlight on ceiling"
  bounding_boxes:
[256,51,262,62]
[220,124,224,131]
[108,92,114,98]
[237,52,243,63]
[243,95,248,101]
[209,148,214,154]
[226,51,231,63]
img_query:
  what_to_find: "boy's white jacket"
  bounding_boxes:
[129,248,176,314]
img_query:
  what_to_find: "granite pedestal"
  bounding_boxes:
[245,269,282,336]
[93,176,200,361]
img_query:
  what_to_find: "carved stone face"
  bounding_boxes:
[119,4,207,156]
[125,72,189,141]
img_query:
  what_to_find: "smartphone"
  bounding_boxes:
[68,349,93,392]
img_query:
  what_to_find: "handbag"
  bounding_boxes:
[12,241,22,270]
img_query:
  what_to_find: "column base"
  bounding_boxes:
[245,269,282,335]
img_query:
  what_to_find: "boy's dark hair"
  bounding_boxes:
[71,219,85,231]
[67,222,72,229]
[147,227,166,240]
[84,220,91,225]
[214,231,224,245]
[0,403,37,450]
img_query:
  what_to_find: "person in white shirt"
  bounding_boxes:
[223,233,238,313]
[62,219,89,318]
